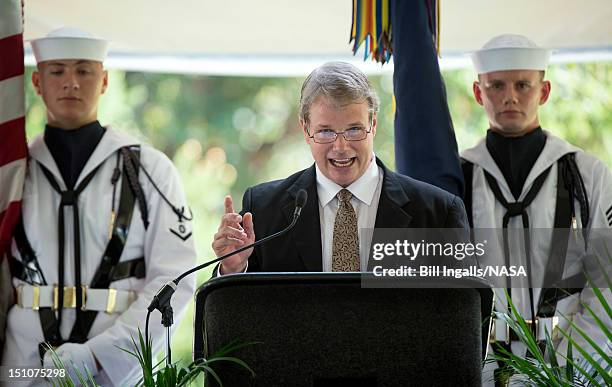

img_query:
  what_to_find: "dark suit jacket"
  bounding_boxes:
[240,158,469,272]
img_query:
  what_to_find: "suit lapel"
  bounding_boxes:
[282,165,323,271]
[374,160,413,228]
[279,160,412,271]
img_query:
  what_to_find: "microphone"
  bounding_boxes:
[294,189,307,218]
[147,189,308,313]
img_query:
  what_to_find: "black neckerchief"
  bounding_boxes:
[44,121,106,189]
[486,127,546,200]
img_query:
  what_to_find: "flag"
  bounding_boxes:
[0,0,27,259]
[350,0,393,64]
[1,0,26,361]
[390,0,463,196]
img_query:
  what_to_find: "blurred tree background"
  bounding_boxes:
[23,62,612,367]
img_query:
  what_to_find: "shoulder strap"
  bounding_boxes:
[566,153,590,232]
[121,147,149,229]
[90,146,141,289]
[460,158,473,228]
[10,217,47,286]
[537,153,585,317]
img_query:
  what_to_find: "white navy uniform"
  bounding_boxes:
[2,127,196,386]
[463,131,612,385]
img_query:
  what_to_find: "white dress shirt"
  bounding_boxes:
[316,156,383,271]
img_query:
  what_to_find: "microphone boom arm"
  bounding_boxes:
[145,189,307,366]
[148,190,306,313]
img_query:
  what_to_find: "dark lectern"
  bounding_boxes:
[193,273,493,387]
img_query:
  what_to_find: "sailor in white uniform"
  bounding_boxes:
[462,34,612,386]
[1,27,196,386]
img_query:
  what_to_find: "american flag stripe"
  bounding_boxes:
[0,158,25,209]
[0,0,22,38]
[0,203,22,255]
[0,35,24,80]
[0,117,26,165]
[0,0,26,258]
[0,76,25,124]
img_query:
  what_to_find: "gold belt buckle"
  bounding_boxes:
[489,318,509,344]
[32,286,40,310]
[16,284,25,308]
[17,285,41,310]
[53,285,77,309]
[81,285,89,311]
[539,316,560,340]
[106,289,117,314]
[489,318,511,344]
[64,286,77,308]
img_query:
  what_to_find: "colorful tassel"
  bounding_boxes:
[350,0,440,63]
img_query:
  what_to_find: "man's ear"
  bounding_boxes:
[300,118,311,143]
[101,70,109,94]
[32,70,42,96]
[539,80,551,105]
[472,81,484,106]
[370,113,377,136]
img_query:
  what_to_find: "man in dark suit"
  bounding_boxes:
[212,61,468,274]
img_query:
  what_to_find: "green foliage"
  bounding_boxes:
[119,328,256,387]
[45,344,98,387]
[489,254,612,386]
[44,330,255,386]
[118,328,157,386]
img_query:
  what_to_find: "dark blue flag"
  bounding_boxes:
[391,0,463,197]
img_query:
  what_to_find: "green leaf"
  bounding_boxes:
[210,340,262,358]
[584,282,612,331]
[558,317,612,372]
[545,330,560,371]
[565,341,574,383]
[205,356,256,377]
[559,353,603,387]
[198,364,223,387]
[557,327,612,385]
[489,343,553,386]
[569,294,612,344]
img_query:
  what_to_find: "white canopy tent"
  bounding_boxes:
[23,0,612,76]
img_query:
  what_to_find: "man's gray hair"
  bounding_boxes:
[299,61,380,124]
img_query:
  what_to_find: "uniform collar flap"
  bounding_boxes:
[462,130,582,200]
[29,126,140,189]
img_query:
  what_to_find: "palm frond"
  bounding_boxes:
[120,328,258,386]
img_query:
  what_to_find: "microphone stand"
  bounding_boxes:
[146,192,306,366]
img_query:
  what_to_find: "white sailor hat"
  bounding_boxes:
[471,34,551,74]
[30,27,109,63]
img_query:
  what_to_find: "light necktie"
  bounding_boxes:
[332,189,360,272]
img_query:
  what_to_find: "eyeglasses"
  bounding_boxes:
[307,126,372,144]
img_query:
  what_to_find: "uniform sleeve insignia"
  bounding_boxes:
[170,222,192,241]
[169,207,193,241]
